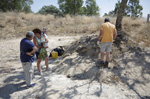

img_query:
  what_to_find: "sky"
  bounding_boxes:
[31,0,150,18]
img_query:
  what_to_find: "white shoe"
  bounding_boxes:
[46,68,51,71]
[38,72,43,75]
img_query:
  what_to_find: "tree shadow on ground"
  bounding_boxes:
[0,72,28,99]
[48,54,103,98]
[111,47,150,98]
[51,45,150,98]
[34,72,102,99]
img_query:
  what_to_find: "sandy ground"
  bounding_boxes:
[0,35,150,99]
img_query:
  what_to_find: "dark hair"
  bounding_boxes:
[104,18,110,22]
[32,28,41,34]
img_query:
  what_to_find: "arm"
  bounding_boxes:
[33,37,43,48]
[26,46,37,56]
[98,30,103,42]
[41,35,48,48]
[113,30,117,40]
[42,34,49,43]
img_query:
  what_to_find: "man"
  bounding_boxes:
[20,31,37,87]
[98,18,117,68]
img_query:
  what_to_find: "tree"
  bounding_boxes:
[0,0,33,13]
[38,5,63,16]
[79,6,87,15]
[116,0,128,31]
[85,0,100,16]
[127,0,143,18]
[58,0,84,15]
[105,0,142,18]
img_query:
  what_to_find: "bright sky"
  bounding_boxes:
[31,0,150,18]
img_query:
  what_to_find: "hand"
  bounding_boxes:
[42,41,47,44]
[43,46,48,48]
[97,41,100,45]
[26,52,33,56]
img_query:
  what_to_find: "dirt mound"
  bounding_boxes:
[52,33,130,79]
[65,35,100,59]
[50,33,150,98]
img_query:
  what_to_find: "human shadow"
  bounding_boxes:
[0,71,32,99]
[0,81,27,99]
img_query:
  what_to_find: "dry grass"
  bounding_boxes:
[0,12,149,46]
[0,12,102,39]
[122,17,150,47]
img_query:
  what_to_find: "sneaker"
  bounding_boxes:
[38,71,43,75]
[27,83,36,88]
[100,61,104,67]
[46,68,51,71]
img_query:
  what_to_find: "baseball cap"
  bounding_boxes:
[26,31,34,37]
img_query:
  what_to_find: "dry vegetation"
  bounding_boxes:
[0,12,149,46]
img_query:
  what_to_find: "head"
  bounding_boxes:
[43,27,47,33]
[104,18,110,23]
[26,31,34,40]
[32,28,41,37]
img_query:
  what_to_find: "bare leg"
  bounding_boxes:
[106,52,110,62]
[37,59,41,72]
[100,52,105,61]
[45,57,49,69]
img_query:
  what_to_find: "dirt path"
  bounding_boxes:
[0,35,149,99]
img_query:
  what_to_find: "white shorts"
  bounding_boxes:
[100,42,112,52]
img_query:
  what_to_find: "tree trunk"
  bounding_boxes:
[116,0,128,32]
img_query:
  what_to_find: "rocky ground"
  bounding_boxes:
[0,34,150,99]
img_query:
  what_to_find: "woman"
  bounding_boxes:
[33,28,49,75]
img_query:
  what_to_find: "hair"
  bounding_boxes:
[26,34,32,38]
[104,18,110,22]
[26,31,34,38]
[32,28,41,34]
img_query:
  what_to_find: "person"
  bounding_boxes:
[98,18,117,68]
[42,27,48,39]
[33,28,49,75]
[42,27,48,47]
[20,31,37,87]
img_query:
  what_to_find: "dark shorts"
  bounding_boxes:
[35,52,48,59]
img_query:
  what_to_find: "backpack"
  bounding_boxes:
[38,48,47,59]
[49,46,64,57]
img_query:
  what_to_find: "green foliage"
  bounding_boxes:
[38,5,63,16]
[0,0,33,13]
[80,7,87,15]
[127,0,143,17]
[58,0,84,15]
[105,0,143,17]
[104,0,128,17]
[84,0,100,16]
